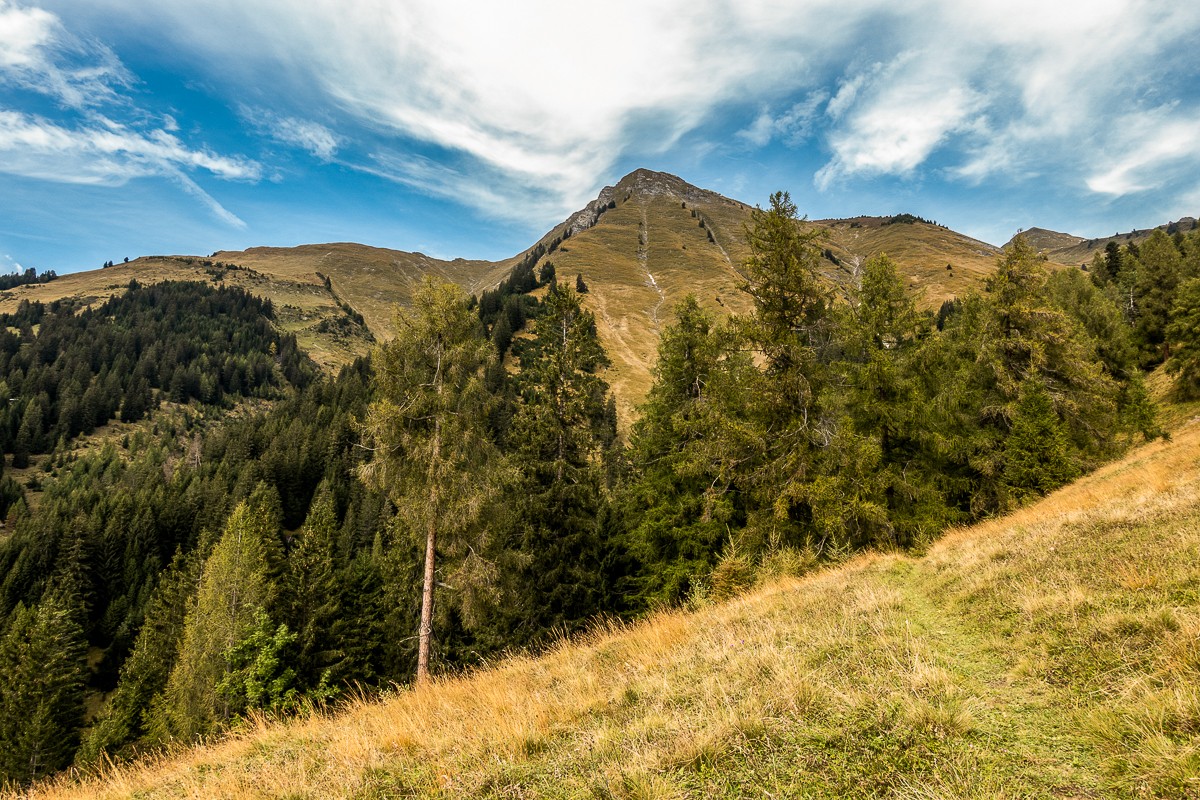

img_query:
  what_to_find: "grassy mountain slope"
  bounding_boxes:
[520,170,757,422]
[0,247,513,371]
[24,418,1200,799]
[818,216,1004,309]
[209,243,515,341]
[517,171,1009,419]
[1007,216,1200,267]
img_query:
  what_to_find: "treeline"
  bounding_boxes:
[0,359,385,783]
[1085,230,1200,395]
[0,281,315,477]
[0,196,1189,787]
[0,267,57,291]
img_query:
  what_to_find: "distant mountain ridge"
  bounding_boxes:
[1005,216,1200,266]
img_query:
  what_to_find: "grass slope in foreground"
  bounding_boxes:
[20,423,1200,799]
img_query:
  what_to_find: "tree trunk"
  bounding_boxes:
[416,418,440,686]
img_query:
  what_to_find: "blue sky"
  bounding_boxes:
[2,0,1199,275]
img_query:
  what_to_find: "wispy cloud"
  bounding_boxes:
[240,106,340,161]
[0,111,258,183]
[1087,109,1200,196]
[815,52,987,189]
[737,90,829,149]
[0,0,128,108]
[21,0,1200,232]
[0,0,258,226]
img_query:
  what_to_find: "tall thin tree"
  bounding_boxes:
[359,278,498,685]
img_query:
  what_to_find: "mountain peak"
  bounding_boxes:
[609,168,740,208]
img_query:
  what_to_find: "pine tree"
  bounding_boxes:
[504,286,614,638]
[80,551,199,762]
[1003,379,1078,499]
[279,486,350,689]
[929,236,1125,514]
[1132,229,1186,367]
[624,296,761,605]
[1166,277,1200,399]
[838,254,947,545]
[739,191,845,549]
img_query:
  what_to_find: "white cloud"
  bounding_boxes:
[815,53,986,189]
[30,0,1200,219]
[0,110,257,226]
[1087,110,1200,196]
[0,1,260,226]
[57,0,880,217]
[0,111,259,184]
[241,106,340,160]
[0,0,128,108]
[737,90,829,148]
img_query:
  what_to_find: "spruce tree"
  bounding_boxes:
[80,551,199,762]
[1166,277,1200,399]
[838,254,947,545]
[153,497,279,740]
[625,296,761,606]
[1004,379,1078,499]
[0,593,87,786]
[1132,229,1186,367]
[505,286,614,638]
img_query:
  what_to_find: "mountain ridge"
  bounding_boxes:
[3,168,1190,414]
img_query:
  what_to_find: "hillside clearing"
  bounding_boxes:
[15,417,1200,799]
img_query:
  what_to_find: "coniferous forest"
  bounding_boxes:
[3,194,1200,787]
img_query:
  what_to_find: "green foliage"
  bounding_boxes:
[214,608,298,719]
[1003,380,1079,499]
[1132,230,1187,368]
[0,193,1175,783]
[0,281,314,459]
[0,266,56,291]
[0,593,87,786]
[623,297,762,607]
[925,237,1131,514]
[152,496,280,741]
[1166,277,1200,399]
[358,278,503,680]
[79,551,199,764]
[499,286,618,641]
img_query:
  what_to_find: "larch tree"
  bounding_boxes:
[152,495,282,741]
[358,278,499,685]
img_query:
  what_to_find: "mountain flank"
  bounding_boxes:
[20,416,1200,799]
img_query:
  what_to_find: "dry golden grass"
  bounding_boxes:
[819,218,1003,309]
[210,243,513,344]
[542,188,754,425]
[19,418,1200,799]
[0,256,375,372]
